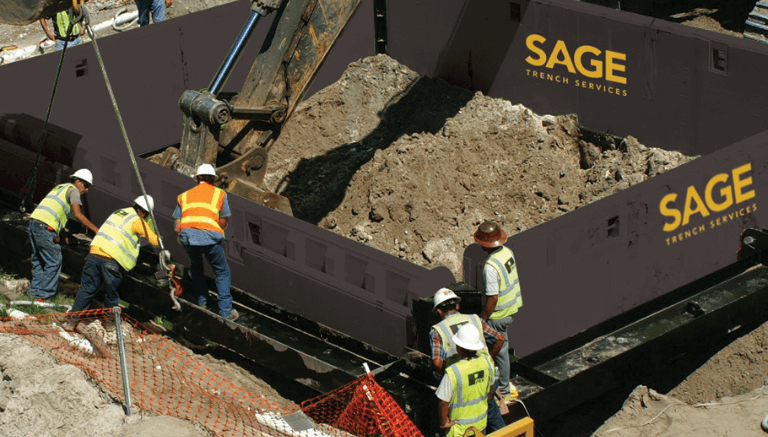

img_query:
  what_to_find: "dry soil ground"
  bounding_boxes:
[1,1,767,437]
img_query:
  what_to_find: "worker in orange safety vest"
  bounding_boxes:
[174,164,237,321]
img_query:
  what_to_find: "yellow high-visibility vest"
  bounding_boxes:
[30,183,76,235]
[53,10,80,39]
[91,207,144,271]
[487,246,522,320]
[434,313,489,369]
[445,354,494,437]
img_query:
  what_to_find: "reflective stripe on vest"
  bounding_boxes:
[91,208,140,271]
[446,355,494,437]
[53,10,80,39]
[178,183,225,235]
[434,313,489,369]
[30,183,75,235]
[487,246,522,320]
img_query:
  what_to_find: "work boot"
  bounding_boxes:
[226,309,239,322]
[502,383,519,403]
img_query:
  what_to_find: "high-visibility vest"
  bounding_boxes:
[91,208,144,271]
[53,10,80,40]
[434,313,490,369]
[445,354,494,437]
[487,246,522,320]
[178,182,225,236]
[30,183,76,235]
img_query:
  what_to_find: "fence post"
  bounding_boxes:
[113,306,133,416]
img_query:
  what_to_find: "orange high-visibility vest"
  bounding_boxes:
[178,182,226,235]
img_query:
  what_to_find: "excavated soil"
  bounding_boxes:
[2,2,768,436]
[267,54,695,280]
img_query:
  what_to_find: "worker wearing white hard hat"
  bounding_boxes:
[64,195,161,330]
[435,324,496,437]
[27,169,100,302]
[430,287,505,433]
[173,163,238,321]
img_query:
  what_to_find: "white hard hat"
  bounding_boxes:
[433,287,461,313]
[195,164,216,177]
[134,195,154,212]
[71,169,93,186]
[452,324,485,351]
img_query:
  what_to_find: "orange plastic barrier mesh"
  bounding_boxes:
[301,372,424,437]
[0,307,423,437]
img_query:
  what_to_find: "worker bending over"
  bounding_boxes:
[430,287,506,433]
[65,195,160,330]
[436,324,495,437]
[174,164,237,321]
[28,169,99,302]
[475,221,522,403]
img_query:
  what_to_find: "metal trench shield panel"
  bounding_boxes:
[1,0,768,357]
[465,129,768,357]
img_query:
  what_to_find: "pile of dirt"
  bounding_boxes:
[594,317,768,437]
[594,384,768,437]
[0,333,211,437]
[268,55,696,280]
[0,322,300,437]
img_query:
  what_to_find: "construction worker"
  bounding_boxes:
[174,164,237,321]
[475,220,522,403]
[436,324,495,437]
[39,7,86,51]
[28,169,100,302]
[65,195,161,329]
[431,287,506,433]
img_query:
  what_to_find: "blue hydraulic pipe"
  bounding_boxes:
[209,10,262,95]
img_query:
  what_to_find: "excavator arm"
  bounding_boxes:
[166,0,362,215]
[0,0,362,216]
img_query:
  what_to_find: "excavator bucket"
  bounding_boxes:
[0,0,72,25]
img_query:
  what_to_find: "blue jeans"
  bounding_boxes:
[136,0,166,26]
[28,220,62,300]
[488,316,513,395]
[486,379,505,433]
[54,37,81,51]
[71,255,124,312]
[181,242,232,318]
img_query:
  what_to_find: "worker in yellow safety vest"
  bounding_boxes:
[436,323,495,437]
[174,164,237,321]
[475,221,522,403]
[430,287,506,433]
[64,195,161,330]
[27,169,100,302]
[39,7,86,51]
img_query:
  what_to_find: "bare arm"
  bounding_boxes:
[483,295,498,321]
[40,18,56,41]
[438,400,454,430]
[71,203,99,235]
[174,219,181,235]
[218,217,229,230]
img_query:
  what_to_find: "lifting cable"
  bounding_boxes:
[79,7,182,309]
[19,9,84,212]
[80,7,165,248]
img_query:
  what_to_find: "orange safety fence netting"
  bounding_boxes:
[301,372,424,437]
[0,307,423,437]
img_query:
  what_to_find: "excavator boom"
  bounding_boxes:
[168,0,362,215]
